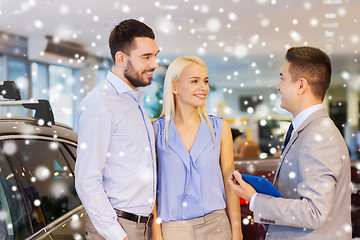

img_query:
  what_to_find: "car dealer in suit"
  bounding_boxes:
[228,46,352,239]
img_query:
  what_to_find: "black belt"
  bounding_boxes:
[115,209,153,224]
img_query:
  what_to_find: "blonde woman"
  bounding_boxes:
[151,56,243,240]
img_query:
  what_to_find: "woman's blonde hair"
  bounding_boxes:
[160,56,214,144]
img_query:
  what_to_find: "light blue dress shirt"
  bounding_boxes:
[75,71,156,240]
[152,115,226,222]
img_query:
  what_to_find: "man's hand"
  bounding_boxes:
[227,171,256,202]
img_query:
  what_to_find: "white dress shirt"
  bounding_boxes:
[75,71,156,239]
[249,104,324,211]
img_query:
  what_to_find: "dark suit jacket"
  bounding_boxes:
[253,108,352,239]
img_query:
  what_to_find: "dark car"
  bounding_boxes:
[0,81,87,239]
[235,157,360,240]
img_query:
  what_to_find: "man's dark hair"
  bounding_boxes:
[285,46,332,100]
[109,19,155,64]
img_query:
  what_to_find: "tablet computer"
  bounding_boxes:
[234,173,283,198]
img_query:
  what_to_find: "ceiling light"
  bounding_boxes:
[161,5,179,10]
[207,35,217,41]
[325,13,337,19]
[322,22,339,28]
[324,30,335,37]
[323,0,342,4]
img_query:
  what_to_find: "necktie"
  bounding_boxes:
[282,123,293,153]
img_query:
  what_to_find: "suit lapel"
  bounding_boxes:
[274,108,329,185]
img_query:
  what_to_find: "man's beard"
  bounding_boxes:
[124,60,154,88]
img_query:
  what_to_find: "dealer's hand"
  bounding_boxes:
[227,171,256,202]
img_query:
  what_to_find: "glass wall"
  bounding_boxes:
[0,55,3,81]
[8,58,29,100]
[49,65,76,127]
[6,58,29,116]
[31,63,49,100]
[0,52,111,129]
[95,68,109,86]
[143,65,167,118]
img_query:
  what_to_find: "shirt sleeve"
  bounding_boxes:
[75,99,127,239]
[249,192,257,212]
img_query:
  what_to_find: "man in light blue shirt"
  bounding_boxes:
[75,19,160,240]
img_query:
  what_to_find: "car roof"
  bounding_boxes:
[0,116,77,143]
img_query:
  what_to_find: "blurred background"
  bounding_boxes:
[0,0,360,159]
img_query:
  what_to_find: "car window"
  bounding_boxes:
[66,144,77,159]
[0,146,32,239]
[63,143,77,171]
[11,139,82,231]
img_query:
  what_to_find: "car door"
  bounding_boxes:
[0,144,34,240]
[2,137,85,239]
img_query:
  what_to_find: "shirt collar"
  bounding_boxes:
[106,71,146,102]
[292,103,324,131]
